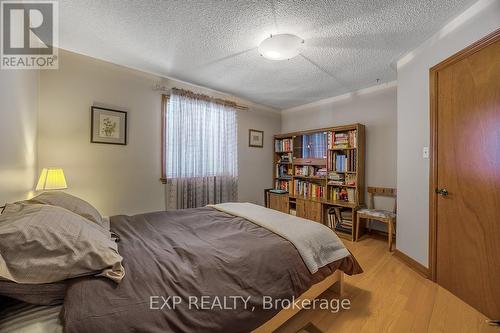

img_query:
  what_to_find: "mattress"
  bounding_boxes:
[0,302,62,333]
[62,207,361,333]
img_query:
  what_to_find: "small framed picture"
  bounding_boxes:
[91,106,127,145]
[249,129,264,148]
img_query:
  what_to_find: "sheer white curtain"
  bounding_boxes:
[164,90,238,209]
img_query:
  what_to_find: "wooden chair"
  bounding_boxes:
[355,187,397,251]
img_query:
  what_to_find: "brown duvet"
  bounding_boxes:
[62,207,362,333]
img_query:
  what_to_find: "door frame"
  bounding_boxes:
[428,28,500,282]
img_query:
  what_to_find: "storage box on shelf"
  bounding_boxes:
[267,124,365,241]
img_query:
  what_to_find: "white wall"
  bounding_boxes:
[38,50,280,216]
[396,0,500,267]
[281,83,398,230]
[0,70,39,203]
[238,108,281,204]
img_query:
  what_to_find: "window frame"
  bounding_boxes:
[160,94,169,184]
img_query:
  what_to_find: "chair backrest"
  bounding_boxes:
[367,187,397,212]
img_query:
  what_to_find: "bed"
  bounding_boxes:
[1,202,361,333]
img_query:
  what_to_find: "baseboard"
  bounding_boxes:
[393,249,430,278]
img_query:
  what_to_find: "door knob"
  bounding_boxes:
[436,188,449,196]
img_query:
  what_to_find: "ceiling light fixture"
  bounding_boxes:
[258,34,304,61]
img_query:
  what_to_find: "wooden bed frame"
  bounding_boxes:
[252,270,343,333]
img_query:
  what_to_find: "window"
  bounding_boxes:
[161,89,238,208]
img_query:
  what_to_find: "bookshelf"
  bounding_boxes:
[269,124,365,241]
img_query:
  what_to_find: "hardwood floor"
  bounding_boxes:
[276,236,497,333]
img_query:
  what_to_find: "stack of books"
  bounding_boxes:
[315,168,327,177]
[335,209,353,233]
[327,208,353,233]
[328,180,344,186]
[295,165,315,176]
[328,130,358,149]
[328,172,345,185]
[333,133,349,148]
[328,172,344,180]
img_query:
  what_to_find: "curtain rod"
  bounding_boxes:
[165,87,249,111]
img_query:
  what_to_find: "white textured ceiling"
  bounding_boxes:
[59,0,477,109]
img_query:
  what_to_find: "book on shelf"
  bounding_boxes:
[345,173,356,186]
[327,208,336,228]
[328,187,356,203]
[278,152,293,163]
[336,209,353,233]
[336,155,347,172]
[327,208,353,233]
[316,168,327,177]
[274,180,290,192]
[293,180,325,199]
[327,172,357,187]
[275,138,293,152]
[295,165,314,176]
[328,180,344,186]
[276,164,293,178]
[328,172,344,180]
[294,166,327,177]
[328,130,358,149]
[328,151,356,172]
[347,188,355,203]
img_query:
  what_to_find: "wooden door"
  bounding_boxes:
[308,201,322,223]
[278,196,289,214]
[269,194,289,214]
[269,193,281,212]
[431,33,500,319]
[296,199,307,219]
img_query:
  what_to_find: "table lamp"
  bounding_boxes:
[35,168,68,191]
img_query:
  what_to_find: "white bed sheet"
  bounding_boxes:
[0,302,62,333]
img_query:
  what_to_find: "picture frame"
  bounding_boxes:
[249,129,264,148]
[91,106,127,145]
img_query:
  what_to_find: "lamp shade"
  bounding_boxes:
[36,168,68,191]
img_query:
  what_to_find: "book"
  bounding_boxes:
[328,187,352,202]
[346,173,356,186]
[293,180,325,199]
[275,138,293,152]
[333,208,353,233]
[276,164,292,178]
[347,188,356,203]
[274,180,290,191]
[331,130,357,149]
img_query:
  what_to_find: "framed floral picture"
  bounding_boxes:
[91,106,127,145]
[249,129,264,148]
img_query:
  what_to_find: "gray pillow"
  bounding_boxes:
[0,203,124,284]
[27,191,105,228]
